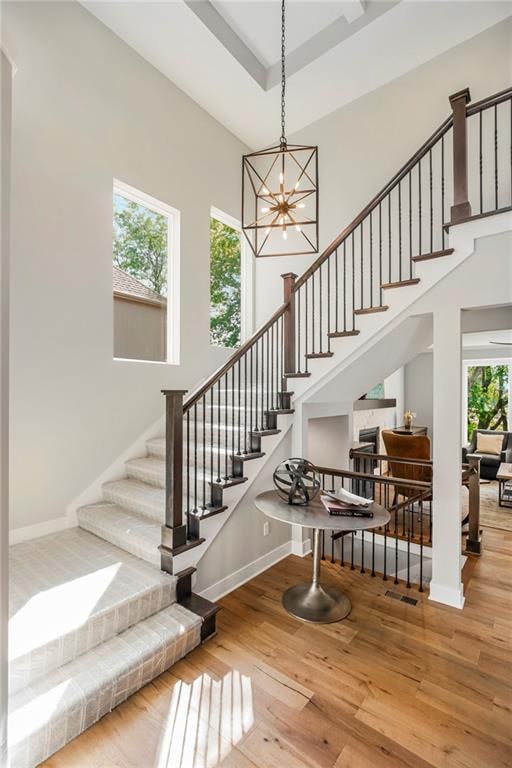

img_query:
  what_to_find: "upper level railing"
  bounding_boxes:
[160,86,509,565]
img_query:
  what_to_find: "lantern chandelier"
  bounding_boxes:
[241,0,319,258]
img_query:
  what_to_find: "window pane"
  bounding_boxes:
[113,192,168,362]
[210,218,241,348]
[467,365,509,439]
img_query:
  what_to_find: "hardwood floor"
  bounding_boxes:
[43,526,512,768]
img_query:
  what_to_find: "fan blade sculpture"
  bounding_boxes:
[273,458,321,505]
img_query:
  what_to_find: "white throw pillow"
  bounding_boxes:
[475,432,503,456]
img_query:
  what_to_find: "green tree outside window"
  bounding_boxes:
[113,195,168,296]
[467,364,509,439]
[210,218,241,348]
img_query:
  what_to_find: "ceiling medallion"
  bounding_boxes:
[241,0,319,258]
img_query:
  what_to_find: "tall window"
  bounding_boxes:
[465,361,511,440]
[210,209,242,349]
[113,180,180,363]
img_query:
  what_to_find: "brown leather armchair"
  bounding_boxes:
[381,430,432,503]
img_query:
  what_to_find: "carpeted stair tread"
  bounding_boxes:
[8,528,176,695]
[77,502,161,567]
[8,602,201,768]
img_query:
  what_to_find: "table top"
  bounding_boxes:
[497,463,512,481]
[254,490,390,532]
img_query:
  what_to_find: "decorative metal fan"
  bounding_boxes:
[273,458,321,505]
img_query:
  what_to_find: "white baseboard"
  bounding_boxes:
[290,537,312,557]
[9,515,70,545]
[199,540,292,603]
[428,581,465,609]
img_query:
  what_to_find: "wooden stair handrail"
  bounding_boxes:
[294,114,453,290]
[466,85,512,116]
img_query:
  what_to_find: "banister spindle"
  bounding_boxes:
[465,454,482,555]
[449,87,472,224]
[160,389,187,573]
[281,272,297,375]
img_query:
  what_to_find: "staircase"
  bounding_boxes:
[9,85,512,768]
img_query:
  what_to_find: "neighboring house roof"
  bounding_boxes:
[113,266,166,305]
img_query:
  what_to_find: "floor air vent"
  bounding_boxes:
[385,590,418,606]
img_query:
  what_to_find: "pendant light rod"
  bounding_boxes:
[280,0,286,148]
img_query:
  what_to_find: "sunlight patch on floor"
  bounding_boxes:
[157,670,254,768]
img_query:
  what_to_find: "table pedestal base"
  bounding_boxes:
[282,582,351,623]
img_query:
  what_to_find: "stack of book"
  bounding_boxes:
[320,488,374,518]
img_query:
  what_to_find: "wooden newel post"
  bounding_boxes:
[449,87,472,225]
[282,272,297,376]
[160,389,187,573]
[465,453,481,556]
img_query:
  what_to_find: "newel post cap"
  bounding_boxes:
[449,87,471,107]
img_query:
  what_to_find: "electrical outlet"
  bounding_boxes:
[263,521,270,537]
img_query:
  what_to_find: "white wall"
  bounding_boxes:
[0,46,12,768]
[3,2,249,530]
[254,18,512,323]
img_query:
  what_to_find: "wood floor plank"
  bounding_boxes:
[41,520,512,768]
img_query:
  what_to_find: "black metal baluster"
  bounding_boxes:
[244,353,248,453]
[419,497,424,593]
[250,345,253,437]
[398,181,402,283]
[418,159,422,256]
[224,374,228,480]
[321,530,325,560]
[217,380,221,483]
[231,365,235,461]
[340,531,345,568]
[194,403,198,511]
[350,532,355,570]
[297,289,301,373]
[406,499,411,589]
[369,212,373,307]
[383,484,388,581]
[237,360,241,455]
[409,171,413,279]
[327,257,331,351]
[360,222,364,309]
[388,192,392,283]
[343,240,347,331]
[360,530,365,574]
[186,410,190,516]
[379,202,383,306]
[210,387,214,495]
[479,110,483,214]
[441,134,446,249]
[351,231,356,322]
[312,272,316,354]
[429,148,433,254]
[371,529,375,577]
[335,247,339,332]
[319,264,323,352]
[305,279,309,366]
[261,335,265,429]
[494,103,498,210]
[394,507,399,585]
[202,394,206,509]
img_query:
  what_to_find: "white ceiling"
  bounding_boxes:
[82,0,511,148]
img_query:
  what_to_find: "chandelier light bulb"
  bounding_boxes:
[261,207,269,213]
[282,228,287,240]
[279,171,284,185]
[297,203,305,208]
[262,186,269,194]
[296,225,301,232]
[295,180,300,190]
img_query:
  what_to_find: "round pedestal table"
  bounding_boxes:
[254,490,390,623]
